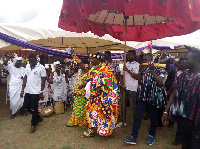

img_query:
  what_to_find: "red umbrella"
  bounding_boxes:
[58,0,200,125]
[59,0,200,41]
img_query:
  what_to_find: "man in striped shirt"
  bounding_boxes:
[162,50,200,149]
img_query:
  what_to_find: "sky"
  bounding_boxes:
[0,0,63,28]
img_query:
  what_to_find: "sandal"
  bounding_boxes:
[80,132,95,139]
[102,136,110,140]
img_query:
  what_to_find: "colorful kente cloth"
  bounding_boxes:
[105,60,120,76]
[170,70,200,127]
[85,63,119,136]
[138,66,167,108]
[67,71,88,127]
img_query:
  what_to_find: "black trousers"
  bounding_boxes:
[131,101,157,138]
[177,117,200,149]
[23,93,40,126]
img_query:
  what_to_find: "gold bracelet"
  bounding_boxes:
[163,112,168,114]
[21,90,24,92]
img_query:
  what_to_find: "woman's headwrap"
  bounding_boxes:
[53,61,60,68]
[13,56,22,66]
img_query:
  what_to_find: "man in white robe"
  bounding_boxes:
[3,55,25,119]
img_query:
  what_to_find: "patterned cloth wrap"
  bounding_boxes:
[138,66,167,108]
[67,71,88,127]
[86,63,119,136]
[170,70,200,127]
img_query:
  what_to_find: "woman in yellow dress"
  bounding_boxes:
[67,58,89,127]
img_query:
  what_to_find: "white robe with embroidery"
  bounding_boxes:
[52,72,67,101]
[4,64,25,114]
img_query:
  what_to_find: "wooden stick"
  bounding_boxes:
[142,63,166,68]
[122,18,127,127]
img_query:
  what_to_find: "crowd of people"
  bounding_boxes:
[3,49,200,149]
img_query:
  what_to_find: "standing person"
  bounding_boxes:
[80,51,119,140]
[159,58,176,128]
[68,63,79,108]
[49,61,67,105]
[125,53,167,145]
[47,64,52,74]
[67,58,89,127]
[162,50,200,149]
[3,55,26,119]
[20,53,46,133]
[104,51,121,84]
[116,50,139,127]
[170,57,186,145]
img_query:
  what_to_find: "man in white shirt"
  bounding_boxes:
[117,50,139,127]
[3,55,26,119]
[20,53,46,133]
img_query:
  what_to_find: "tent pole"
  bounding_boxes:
[122,18,127,127]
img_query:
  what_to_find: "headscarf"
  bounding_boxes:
[53,61,60,68]
[13,56,22,66]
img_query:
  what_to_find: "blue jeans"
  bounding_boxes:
[131,100,157,138]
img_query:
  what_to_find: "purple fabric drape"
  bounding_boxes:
[0,32,195,59]
[0,32,88,59]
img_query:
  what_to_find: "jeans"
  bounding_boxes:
[177,117,200,149]
[120,90,137,123]
[23,93,40,126]
[131,100,157,138]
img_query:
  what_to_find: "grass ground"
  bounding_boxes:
[0,82,181,149]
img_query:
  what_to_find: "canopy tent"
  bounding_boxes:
[152,29,200,50]
[154,45,195,58]
[0,24,143,55]
[1,24,199,59]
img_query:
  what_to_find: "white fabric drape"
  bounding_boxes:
[4,64,25,114]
